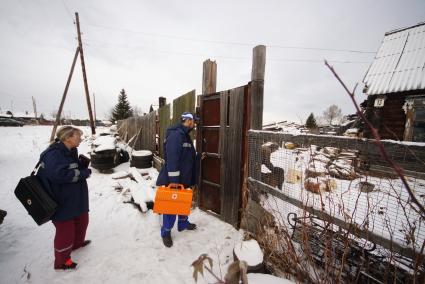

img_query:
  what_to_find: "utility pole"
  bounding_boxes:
[75,12,95,135]
[93,93,96,127]
[50,47,80,142]
[32,96,38,123]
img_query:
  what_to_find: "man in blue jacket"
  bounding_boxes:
[157,112,200,247]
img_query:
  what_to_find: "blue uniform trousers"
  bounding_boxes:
[161,214,189,237]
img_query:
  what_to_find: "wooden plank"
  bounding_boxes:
[370,165,425,179]
[218,91,228,216]
[158,104,171,158]
[172,90,196,141]
[147,111,157,152]
[221,87,245,227]
[172,90,196,125]
[196,96,204,207]
[247,177,424,261]
[241,84,252,215]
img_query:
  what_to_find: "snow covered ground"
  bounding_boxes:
[0,126,246,284]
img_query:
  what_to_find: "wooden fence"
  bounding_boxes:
[117,90,196,157]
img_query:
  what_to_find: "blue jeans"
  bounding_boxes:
[161,214,189,237]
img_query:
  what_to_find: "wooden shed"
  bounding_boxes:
[363,22,425,142]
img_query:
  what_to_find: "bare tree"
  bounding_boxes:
[323,104,342,125]
[132,106,144,117]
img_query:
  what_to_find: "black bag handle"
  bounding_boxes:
[31,140,58,176]
[30,160,41,176]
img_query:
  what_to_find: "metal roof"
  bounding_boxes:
[363,22,425,95]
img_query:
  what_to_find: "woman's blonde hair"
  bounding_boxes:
[56,126,83,142]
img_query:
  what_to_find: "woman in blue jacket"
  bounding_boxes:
[37,126,91,270]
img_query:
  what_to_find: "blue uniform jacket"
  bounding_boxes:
[156,123,200,187]
[37,142,91,221]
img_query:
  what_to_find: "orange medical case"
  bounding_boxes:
[153,184,193,215]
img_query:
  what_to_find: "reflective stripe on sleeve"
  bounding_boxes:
[68,163,78,169]
[72,169,80,182]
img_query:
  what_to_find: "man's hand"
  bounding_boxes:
[201,152,207,160]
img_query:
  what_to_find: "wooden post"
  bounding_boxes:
[93,93,96,127]
[50,47,80,142]
[159,97,166,108]
[250,45,266,130]
[32,96,38,124]
[202,59,217,95]
[75,12,96,135]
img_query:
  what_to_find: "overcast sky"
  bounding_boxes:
[0,0,424,123]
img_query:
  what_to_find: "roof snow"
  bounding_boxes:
[363,22,425,95]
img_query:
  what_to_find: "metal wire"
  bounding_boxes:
[247,130,425,282]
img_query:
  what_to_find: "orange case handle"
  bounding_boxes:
[167,183,185,190]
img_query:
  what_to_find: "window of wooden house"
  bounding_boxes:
[412,108,425,142]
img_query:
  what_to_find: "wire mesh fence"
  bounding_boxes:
[244,130,425,283]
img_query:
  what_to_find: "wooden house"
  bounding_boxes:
[363,22,425,142]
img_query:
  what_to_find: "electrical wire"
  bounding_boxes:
[83,39,371,64]
[85,22,376,54]
[61,0,74,23]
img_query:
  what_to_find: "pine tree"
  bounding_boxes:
[112,89,133,121]
[305,113,318,129]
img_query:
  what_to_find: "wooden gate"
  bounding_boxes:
[197,84,251,227]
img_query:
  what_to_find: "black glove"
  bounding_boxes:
[79,154,91,168]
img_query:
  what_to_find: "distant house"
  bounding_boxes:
[362,22,425,142]
[262,121,309,135]
[11,111,35,122]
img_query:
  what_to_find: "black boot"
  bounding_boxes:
[186,222,197,230]
[55,259,78,270]
[82,240,91,247]
[179,222,197,231]
[162,234,173,248]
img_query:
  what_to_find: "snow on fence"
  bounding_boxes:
[244,130,425,283]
